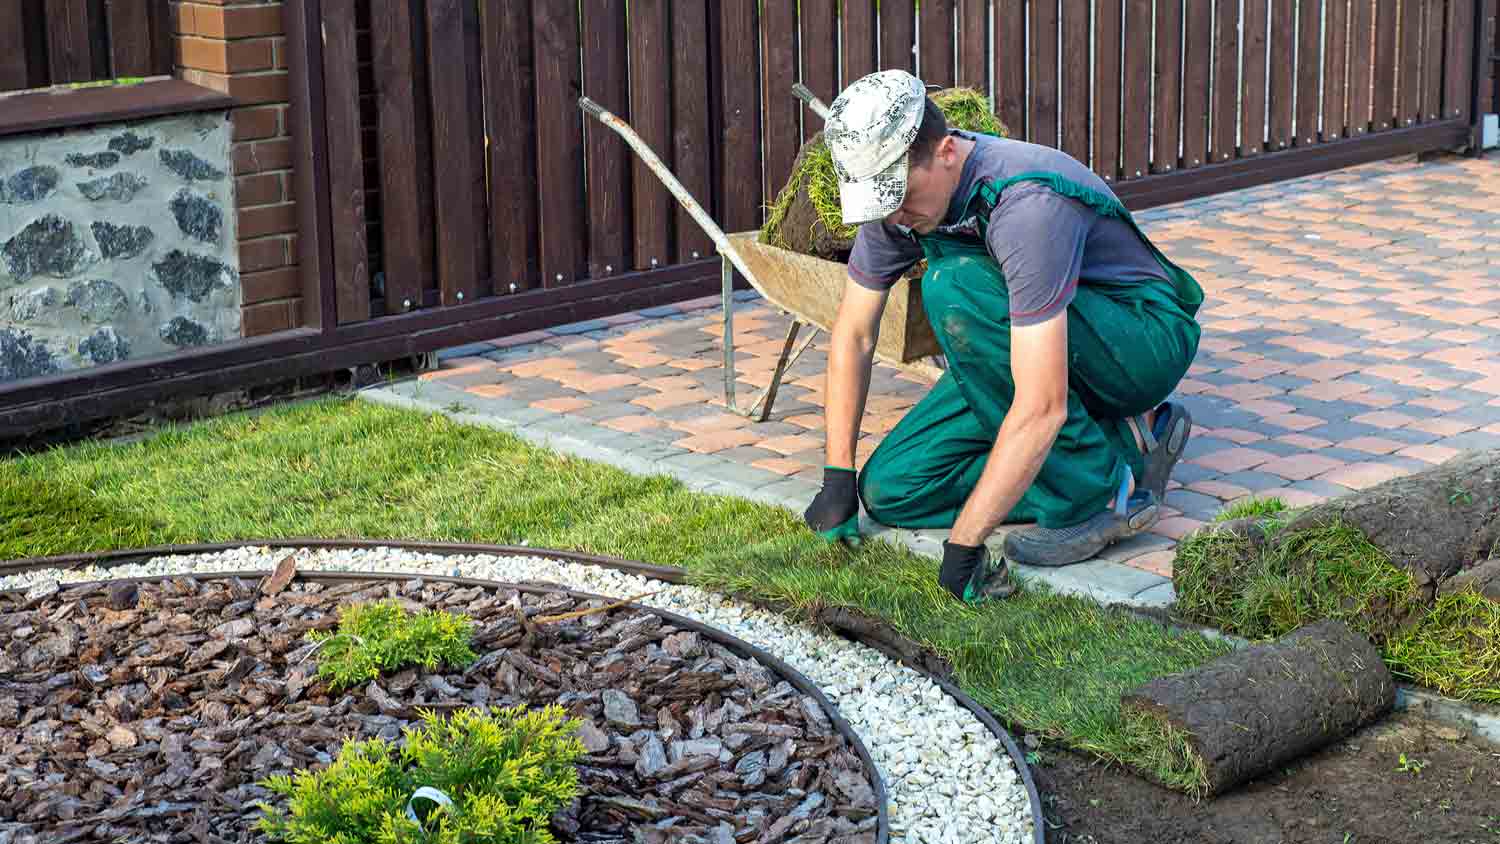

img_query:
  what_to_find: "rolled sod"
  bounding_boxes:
[1121,619,1395,796]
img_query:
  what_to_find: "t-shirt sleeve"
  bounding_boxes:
[985,187,1091,326]
[847,222,924,291]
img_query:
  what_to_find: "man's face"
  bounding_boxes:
[882,137,961,234]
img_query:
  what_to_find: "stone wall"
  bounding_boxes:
[0,110,240,384]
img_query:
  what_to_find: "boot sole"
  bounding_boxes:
[1143,405,1192,502]
[1003,500,1162,568]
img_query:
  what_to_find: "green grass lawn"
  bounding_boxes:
[1,396,1233,791]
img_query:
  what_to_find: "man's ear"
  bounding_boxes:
[937,134,958,165]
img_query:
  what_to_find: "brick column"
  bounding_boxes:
[174,0,300,338]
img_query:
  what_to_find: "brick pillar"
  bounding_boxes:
[174,0,300,338]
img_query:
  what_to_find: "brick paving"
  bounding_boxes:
[377,153,1500,592]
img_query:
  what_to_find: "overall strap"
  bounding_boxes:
[972,171,1205,316]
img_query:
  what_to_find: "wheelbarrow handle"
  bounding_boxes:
[791,83,832,122]
[577,96,760,290]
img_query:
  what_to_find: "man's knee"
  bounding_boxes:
[856,455,906,524]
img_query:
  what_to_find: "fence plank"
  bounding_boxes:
[802,0,838,108]
[1182,0,1213,168]
[673,0,714,263]
[1240,0,1269,156]
[880,0,915,71]
[581,0,630,280]
[0,5,29,91]
[1372,0,1398,130]
[45,0,93,83]
[322,0,371,324]
[1268,0,1295,151]
[1421,0,1445,121]
[1323,0,1350,137]
[718,1,762,231]
[1122,0,1151,177]
[1347,0,1375,136]
[1062,0,1091,160]
[1295,0,1323,145]
[920,0,956,86]
[485,2,538,292]
[1094,0,1123,180]
[1212,0,1239,161]
[995,0,1026,135]
[426,0,488,302]
[373,0,435,311]
[148,0,173,76]
[761,1,800,210]
[842,0,878,87]
[105,0,152,77]
[1444,0,1475,121]
[630,0,673,270]
[1397,0,1422,127]
[534,1,586,285]
[958,0,988,90]
[1152,0,1183,172]
[1031,0,1060,147]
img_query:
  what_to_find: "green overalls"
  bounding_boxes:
[856,171,1205,530]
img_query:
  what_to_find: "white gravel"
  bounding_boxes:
[3,546,1035,844]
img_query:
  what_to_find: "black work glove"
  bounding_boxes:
[803,466,862,546]
[939,541,1017,604]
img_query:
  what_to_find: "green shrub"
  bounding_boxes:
[257,704,587,844]
[310,599,478,692]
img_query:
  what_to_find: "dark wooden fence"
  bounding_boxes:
[0,0,1491,438]
[0,1,174,93]
[309,0,1488,331]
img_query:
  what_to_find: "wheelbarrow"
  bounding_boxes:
[578,87,942,423]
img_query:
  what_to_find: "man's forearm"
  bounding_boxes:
[824,326,875,468]
[948,407,1064,546]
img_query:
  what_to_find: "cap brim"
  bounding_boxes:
[839,153,908,226]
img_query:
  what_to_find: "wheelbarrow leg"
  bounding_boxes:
[720,257,819,421]
[751,319,814,422]
[721,255,740,414]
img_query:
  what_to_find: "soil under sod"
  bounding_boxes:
[1033,712,1500,844]
[0,574,882,843]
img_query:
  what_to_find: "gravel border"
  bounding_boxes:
[3,546,1036,844]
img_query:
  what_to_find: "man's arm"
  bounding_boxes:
[947,311,1070,546]
[824,277,889,467]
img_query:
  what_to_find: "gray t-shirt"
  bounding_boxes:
[847,130,1166,326]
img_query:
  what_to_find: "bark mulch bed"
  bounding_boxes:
[0,573,882,844]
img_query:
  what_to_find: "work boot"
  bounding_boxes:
[1131,401,1192,504]
[1002,468,1160,567]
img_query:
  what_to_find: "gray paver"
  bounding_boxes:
[1095,531,1176,562]
[437,342,498,361]
[1287,478,1356,499]
[1018,559,1170,603]
[1131,582,1177,609]
[1437,430,1500,451]
[1213,470,1295,493]
[1164,488,1227,520]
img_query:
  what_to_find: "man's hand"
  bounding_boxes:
[938,540,1017,603]
[804,466,862,545]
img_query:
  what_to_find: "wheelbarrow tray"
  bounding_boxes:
[725,231,942,367]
